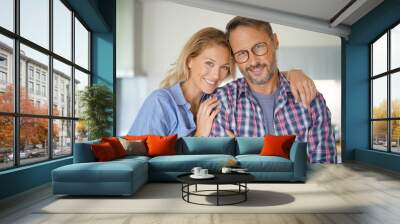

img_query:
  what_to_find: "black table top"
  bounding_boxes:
[177,172,255,185]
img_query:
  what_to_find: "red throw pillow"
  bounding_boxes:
[146,135,177,157]
[91,142,117,161]
[101,137,127,158]
[260,135,296,159]
[123,135,150,141]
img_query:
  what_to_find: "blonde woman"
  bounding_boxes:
[128,27,316,137]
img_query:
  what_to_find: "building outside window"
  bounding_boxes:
[42,85,46,97]
[0,54,7,88]
[28,67,34,80]
[0,54,7,67]
[35,70,40,81]
[41,73,46,83]
[28,81,34,94]
[35,83,40,95]
[0,71,7,86]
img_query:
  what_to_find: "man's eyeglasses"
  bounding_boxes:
[233,42,268,64]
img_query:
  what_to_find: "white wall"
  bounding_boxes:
[116,0,135,77]
[116,0,341,136]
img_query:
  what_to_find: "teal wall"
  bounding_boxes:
[343,0,400,171]
[0,0,116,200]
[91,0,116,135]
[0,158,72,199]
[92,33,114,87]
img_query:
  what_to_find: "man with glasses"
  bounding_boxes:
[210,16,336,163]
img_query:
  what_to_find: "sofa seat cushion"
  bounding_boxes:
[52,159,147,183]
[116,155,150,163]
[176,137,235,155]
[236,155,293,172]
[149,154,235,172]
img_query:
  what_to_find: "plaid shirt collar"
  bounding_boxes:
[237,71,292,113]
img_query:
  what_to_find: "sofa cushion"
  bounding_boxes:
[52,158,147,183]
[260,135,296,159]
[147,135,177,157]
[91,142,118,161]
[73,139,101,163]
[118,138,147,156]
[148,154,235,172]
[114,155,150,164]
[236,137,264,155]
[177,137,235,155]
[101,137,127,158]
[236,155,293,172]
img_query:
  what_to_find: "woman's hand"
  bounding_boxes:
[194,96,221,137]
[285,69,317,108]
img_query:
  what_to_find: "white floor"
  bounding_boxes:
[1,162,400,224]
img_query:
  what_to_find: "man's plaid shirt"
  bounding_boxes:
[210,73,337,163]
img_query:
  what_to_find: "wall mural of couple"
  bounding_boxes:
[127,16,337,164]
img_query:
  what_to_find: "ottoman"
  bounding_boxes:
[52,156,148,196]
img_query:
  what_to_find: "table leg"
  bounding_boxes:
[245,183,247,201]
[195,184,197,192]
[181,184,183,199]
[217,184,219,206]
[187,184,190,202]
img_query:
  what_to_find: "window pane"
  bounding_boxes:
[20,44,49,115]
[372,121,388,151]
[0,34,14,112]
[372,77,387,119]
[372,33,387,76]
[75,18,89,70]
[74,69,89,118]
[53,119,72,158]
[0,0,14,31]
[20,117,49,165]
[75,120,88,143]
[53,0,72,60]
[0,116,13,170]
[392,72,400,118]
[391,120,400,153]
[20,0,49,49]
[53,59,72,117]
[391,24,400,70]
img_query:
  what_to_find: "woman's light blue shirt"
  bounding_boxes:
[128,83,197,137]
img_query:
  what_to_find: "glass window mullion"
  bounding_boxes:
[71,9,76,156]
[48,0,53,160]
[14,0,20,167]
[388,30,391,152]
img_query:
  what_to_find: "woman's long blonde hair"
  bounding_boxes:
[160,27,235,88]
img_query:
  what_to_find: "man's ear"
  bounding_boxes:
[272,33,279,49]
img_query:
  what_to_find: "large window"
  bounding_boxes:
[0,0,91,171]
[371,23,400,153]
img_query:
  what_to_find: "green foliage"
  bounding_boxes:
[79,84,113,140]
[372,99,400,140]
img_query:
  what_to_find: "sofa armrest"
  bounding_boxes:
[73,140,100,163]
[289,141,307,181]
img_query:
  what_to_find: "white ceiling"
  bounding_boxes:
[225,0,353,23]
[166,0,384,38]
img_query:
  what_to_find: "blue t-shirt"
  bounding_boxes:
[128,83,197,137]
[252,89,278,134]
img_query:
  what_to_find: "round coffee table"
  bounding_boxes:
[177,172,255,206]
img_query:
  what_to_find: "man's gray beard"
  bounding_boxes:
[242,62,277,85]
